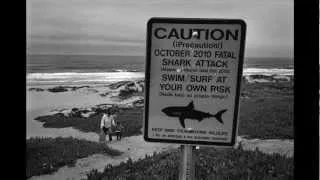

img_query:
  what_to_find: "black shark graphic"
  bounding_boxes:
[161,101,227,128]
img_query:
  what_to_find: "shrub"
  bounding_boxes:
[35,107,144,138]
[85,147,293,180]
[26,137,122,178]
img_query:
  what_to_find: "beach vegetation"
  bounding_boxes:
[85,146,293,180]
[26,137,122,178]
[35,107,144,137]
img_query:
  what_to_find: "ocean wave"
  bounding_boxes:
[27,68,293,85]
[27,72,145,85]
[112,69,129,72]
[243,68,293,76]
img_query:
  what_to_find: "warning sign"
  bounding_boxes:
[144,17,246,146]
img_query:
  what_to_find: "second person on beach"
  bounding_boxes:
[100,109,116,142]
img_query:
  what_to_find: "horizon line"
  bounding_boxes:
[26,53,294,59]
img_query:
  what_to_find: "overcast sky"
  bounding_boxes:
[27,0,293,58]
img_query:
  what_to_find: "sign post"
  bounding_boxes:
[179,145,195,180]
[144,17,246,178]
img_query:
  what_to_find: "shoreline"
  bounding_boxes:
[27,73,293,87]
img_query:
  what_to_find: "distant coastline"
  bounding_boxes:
[27,54,293,73]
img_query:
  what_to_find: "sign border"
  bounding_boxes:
[144,17,246,146]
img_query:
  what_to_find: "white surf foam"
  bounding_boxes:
[27,68,293,85]
[27,72,145,85]
[243,68,293,76]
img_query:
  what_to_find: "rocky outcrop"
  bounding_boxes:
[47,86,70,93]
[99,92,110,97]
[45,86,91,93]
[244,75,292,83]
[29,88,45,92]
[108,81,132,90]
[132,98,144,107]
[118,81,144,99]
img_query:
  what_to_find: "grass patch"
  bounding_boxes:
[85,146,293,180]
[26,137,122,178]
[35,107,144,138]
[240,81,293,98]
[238,81,293,139]
[35,113,102,134]
[239,96,293,139]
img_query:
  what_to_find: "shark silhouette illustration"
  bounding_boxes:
[161,101,227,128]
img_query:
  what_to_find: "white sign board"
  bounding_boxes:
[144,18,246,146]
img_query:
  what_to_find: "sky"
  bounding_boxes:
[27,0,293,58]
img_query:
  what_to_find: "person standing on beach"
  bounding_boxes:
[100,109,116,142]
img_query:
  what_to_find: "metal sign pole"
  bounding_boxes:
[179,31,197,180]
[179,145,195,180]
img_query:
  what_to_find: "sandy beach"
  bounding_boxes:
[27,83,180,180]
[27,85,111,139]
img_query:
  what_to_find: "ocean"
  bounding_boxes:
[26,54,293,85]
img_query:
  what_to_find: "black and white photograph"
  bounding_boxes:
[26,0,294,179]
